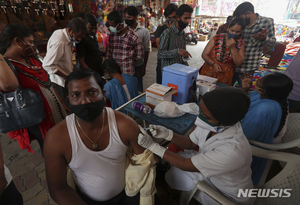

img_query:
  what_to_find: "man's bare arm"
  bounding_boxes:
[115,111,145,155]
[44,122,87,205]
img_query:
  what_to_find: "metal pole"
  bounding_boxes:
[116,92,146,110]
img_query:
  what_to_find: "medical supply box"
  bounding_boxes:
[162,63,199,104]
[196,81,216,96]
[146,83,178,108]
[197,75,218,84]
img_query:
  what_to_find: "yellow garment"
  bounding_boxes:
[125,147,157,205]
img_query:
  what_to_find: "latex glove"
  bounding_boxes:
[149,124,173,141]
[138,125,166,158]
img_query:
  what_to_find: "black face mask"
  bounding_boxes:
[69,98,105,122]
[178,19,188,30]
[245,17,251,26]
[125,19,135,26]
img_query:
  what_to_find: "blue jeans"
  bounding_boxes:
[134,65,143,92]
[232,71,255,88]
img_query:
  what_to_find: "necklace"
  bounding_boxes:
[6,58,42,70]
[76,110,105,149]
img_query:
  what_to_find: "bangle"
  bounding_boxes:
[212,62,216,66]
[0,59,5,62]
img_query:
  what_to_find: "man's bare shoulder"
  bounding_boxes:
[113,110,139,139]
[44,118,69,146]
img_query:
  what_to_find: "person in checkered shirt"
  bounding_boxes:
[232,2,276,87]
[106,11,144,78]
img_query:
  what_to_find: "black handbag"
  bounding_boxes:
[0,59,46,133]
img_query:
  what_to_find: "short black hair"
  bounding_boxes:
[65,69,105,94]
[124,6,139,17]
[227,16,233,21]
[103,58,122,74]
[107,10,123,24]
[77,12,85,19]
[229,17,246,31]
[67,18,87,34]
[84,14,98,26]
[164,4,178,17]
[176,4,193,17]
[233,2,254,18]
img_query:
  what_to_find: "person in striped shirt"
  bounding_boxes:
[157,4,193,73]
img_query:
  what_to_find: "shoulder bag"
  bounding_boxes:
[0,59,46,133]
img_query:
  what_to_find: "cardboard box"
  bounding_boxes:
[146,83,178,108]
[196,81,216,96]
[199,35,208,41]
[197,75,218,84]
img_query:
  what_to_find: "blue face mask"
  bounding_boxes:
[227,31,240,39]
[109,25,118,34]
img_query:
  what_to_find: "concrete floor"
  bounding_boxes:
[0,41,208,205]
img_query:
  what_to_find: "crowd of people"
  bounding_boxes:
[0,1,298,205]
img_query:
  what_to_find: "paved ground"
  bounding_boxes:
[0,40,207,205]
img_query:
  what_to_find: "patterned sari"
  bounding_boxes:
[199,33,244,85]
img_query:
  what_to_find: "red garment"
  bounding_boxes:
[7,58,57,153]
[106,29,144,75]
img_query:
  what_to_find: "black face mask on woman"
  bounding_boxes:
[19,39,37,57]
[69,98,106,122]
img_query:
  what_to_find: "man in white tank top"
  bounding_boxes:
[44,69,150,205]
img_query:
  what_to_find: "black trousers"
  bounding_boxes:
[77,189,140,205]
[0,181,23,205]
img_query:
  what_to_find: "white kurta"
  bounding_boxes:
[165,122,254,205]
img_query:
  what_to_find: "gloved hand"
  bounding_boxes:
[138,125,166,158]
[149,124,173,141]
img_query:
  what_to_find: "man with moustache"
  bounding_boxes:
[44,69,156,205]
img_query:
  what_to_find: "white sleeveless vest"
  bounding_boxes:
[67,108,128,201]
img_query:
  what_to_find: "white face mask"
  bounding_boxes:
[195,117,228,133]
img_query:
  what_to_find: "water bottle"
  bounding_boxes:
[132,101,154,114]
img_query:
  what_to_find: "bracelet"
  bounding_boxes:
[0,59,5,62]
[232,52,237,56]
[212,62,216,66]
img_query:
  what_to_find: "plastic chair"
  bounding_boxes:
[179,181,235,205]
[179,146,300,205]
[249,113,300,151]
[251,145,300,205]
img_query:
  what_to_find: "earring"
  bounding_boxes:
[18,46,22,50]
